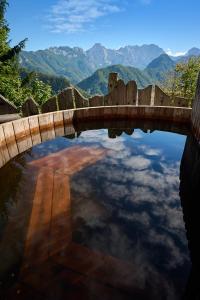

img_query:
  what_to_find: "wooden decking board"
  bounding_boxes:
[49,173,72,256]
[22,146,107,269]
[23,168,54,265]
[4,145,137,299]
[28,146,106,174]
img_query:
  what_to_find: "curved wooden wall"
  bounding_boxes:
[0,105,191,168]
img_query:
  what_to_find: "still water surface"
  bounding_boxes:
[0,124,195,299]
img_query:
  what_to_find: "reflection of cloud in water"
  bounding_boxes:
[139,144,162,156]
[131,131,143,139]
[70,129,190,299]
[123,155,151,170]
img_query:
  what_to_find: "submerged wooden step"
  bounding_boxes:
[22,171,72,267]
[22,145,107,269]
[28,146,106,174]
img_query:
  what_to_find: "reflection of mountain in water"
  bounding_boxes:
[180,135,200,299]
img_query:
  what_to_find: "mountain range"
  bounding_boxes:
[77,54,177,95]
[19,44,200,96]
[20,44,166,83]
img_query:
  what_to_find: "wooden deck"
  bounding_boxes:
[2,145,141,299]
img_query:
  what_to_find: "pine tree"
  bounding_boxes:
[0,0,52,107]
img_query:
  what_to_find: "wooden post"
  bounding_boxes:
[108,72,118,93]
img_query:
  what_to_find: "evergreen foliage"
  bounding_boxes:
[0,0,52,108]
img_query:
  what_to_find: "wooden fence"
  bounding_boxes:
[0,73,191,117]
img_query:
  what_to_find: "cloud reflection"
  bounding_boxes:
[70,128,190,298]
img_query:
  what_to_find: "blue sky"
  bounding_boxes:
[6,0,200,54]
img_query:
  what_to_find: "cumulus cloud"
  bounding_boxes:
[47,0,121,33]
[165,48,187,57]
[131,131,143,139]
[138,145,162,156]
[123,155,151,170]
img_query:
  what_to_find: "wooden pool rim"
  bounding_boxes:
[0,105,192,168]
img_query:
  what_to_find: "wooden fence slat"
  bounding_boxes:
[13,118,32,153]
[2,122,19,158]
[41,96,57,113]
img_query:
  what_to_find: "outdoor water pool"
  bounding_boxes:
[0,120,199,300]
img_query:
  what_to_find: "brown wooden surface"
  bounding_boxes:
[138,85,152,106]
[58,88,75,110]
[2,122,19,158]
[126,81,137,105]
[22,98,39,117]
[89,95,104,107]
[41,96,58,113]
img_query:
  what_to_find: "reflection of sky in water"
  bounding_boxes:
[67,129,190,299]
[0,128,191,299]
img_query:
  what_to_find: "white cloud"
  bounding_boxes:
[131,131,143,139]
[165,48,187,57]
[138,145,162,156]
[47,0,121,33]
[123,155,151,170]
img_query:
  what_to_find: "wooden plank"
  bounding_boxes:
[0,113,20,124]
[173,96,189,108]
[28,115,41,146]
[154,85,172,106]
[23,168,54,266]
[63,110,75,136]
[65,124,76,137]
[63,109,74,125]
[0,94,17,114]
[53,111,64,137]
[38,113,55,142]
[108,72,118,93]
[2,122,19,158]
[74,88,89,108]
[89,95,104,107]
[0,125,10,167]
[126,81,137,105]
[106,80,127,106]
[138,85,152,105]
[41,96,57,113]
[28,146,106,175]
[12,118,32,153]
[49,173,71,256]
[58,88,75,110]
[22,98,39,117]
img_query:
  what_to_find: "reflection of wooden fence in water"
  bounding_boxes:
[0,72,191,118]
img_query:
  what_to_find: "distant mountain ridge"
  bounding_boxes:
[145,54,176,82]
[20,43,165,83]
[20,44,200,93]
[77,50,199,96]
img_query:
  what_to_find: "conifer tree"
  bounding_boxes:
[0,0,52,107]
